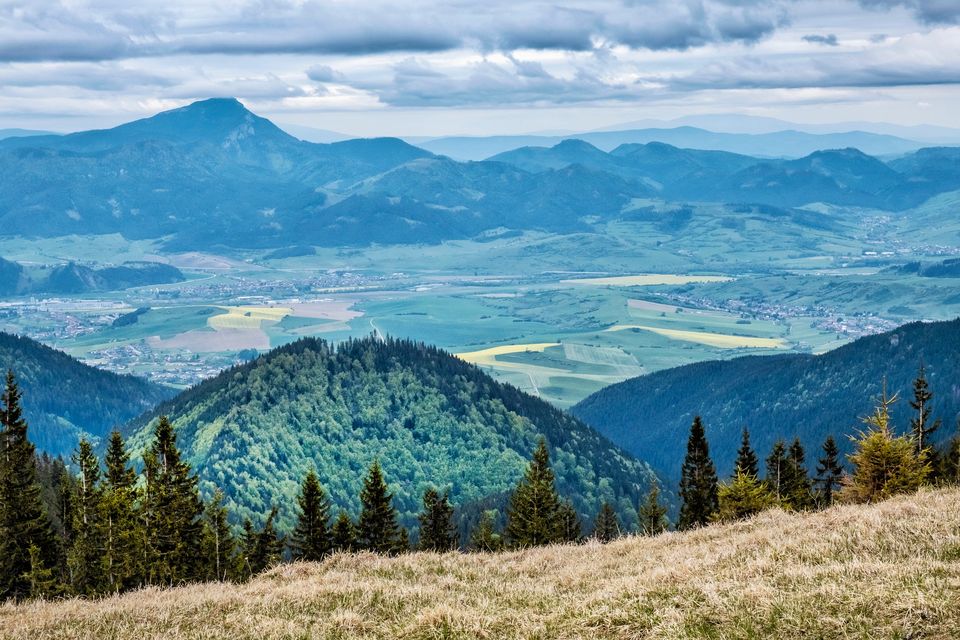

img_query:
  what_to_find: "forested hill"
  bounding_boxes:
[571,319,960,483]
[124,336,655,532]
[0,332,174,456]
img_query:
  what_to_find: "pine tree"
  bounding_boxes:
[677,416,718,530]
[101,431,142,592]
[0,371,55,600]
[735,427,760,478]
[469,510,503,552]
[356,460,401,553]
[142,416,204,585]
[417,488,456,552]
[23,543,60,599]
[331,511,356,552]
[910,363,941,472]
[843,388,930,503]
[765,440,788,501]
[814,436,844,507]
[201,489,235,581]
[67,438,104,595]
[942,419,960,485]
[557,500,582,543]
[782,438,814,510]
[714,468,777,522]
[236,519,257,580]
[290,470,332,561]
[592,502,620,542]
[249,507,283,573]
[637,484,668,536]
[505,437,563,547]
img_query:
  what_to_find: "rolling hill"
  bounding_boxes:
[4,486,957,638]
[122,336,656,532]
[571,319,960,483]
[0,332,175,456]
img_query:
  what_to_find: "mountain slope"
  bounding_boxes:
[124,336,655,531]
[571,319,960,483]
[0,332,175,456]
[6,487,958,638]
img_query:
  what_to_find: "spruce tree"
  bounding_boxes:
[557,500,582,543]
[783,438,814,510]
[592,502,620,542]
[356,460,401,553]
[291,470,332,561]
[677,416,719,530]
[764,440,788,501]
[143,416,204,585]
[714,468,777,522]
[469,510,503,552]
[201,489,235,581]
[417,488,456,552]
[249,507,283,573]
[331,511,356,552]
[943,419,960,485]
[814,436,844,507]
[637,484,668,536]
[735,427,760,478]
[910,364,941,471]
[67,438,104,595]
[0,371,55,600]
[101,431,142,591]
[505,437,563,547]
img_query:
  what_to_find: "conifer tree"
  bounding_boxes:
[943,419,960,485]
[735,427,760,478]
[0,371,55,600]
[417,488,456,552]
[714,468,777,522]
[67,438,104,595]
[765,440,788,501]
[910,363,941,471]
[331,511,356,552]
[677,416,718,530]
[844,388,929,503]
[291,470,332,561]
[201,489,235,581]
[782,438,814,510]
[469,510,503,552]
[814,436,844,507]
[638,484,668,536]
[356,460,402,553]
[236,519,256,580]
[505,437,563,547]
[101,430,141,592]
[249,507,283,573]
[142,416,204,585]
[24,543,61,599]
[592,502,620,542]
[557,500,582,543]
[395,527,410,554]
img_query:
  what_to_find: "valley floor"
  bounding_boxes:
[3,488,959,639]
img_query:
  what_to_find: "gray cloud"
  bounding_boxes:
[305,65,345,83]
[803,33,839,46]
[858,0,960,25]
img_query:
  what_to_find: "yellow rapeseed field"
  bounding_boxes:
[455,342,560,366]
[560,274,733,286]
[207,306,292,330]
[606,324,787,349]
[3,488,959,639]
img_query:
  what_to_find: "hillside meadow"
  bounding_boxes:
[3,487,959,639]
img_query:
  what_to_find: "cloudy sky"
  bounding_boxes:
[2,0,959,135]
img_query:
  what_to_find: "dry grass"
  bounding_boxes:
[605,324,787,349]
[4,488,960,639]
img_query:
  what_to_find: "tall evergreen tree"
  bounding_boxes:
[592,502,620,542]
[101,431,142,592]
[417,488,456,552]
[714,469,777,523]
[142,416,204,585]
[735,427,760,479]
[356,460,402,553]
[201,489,235,581]
[783,438,814,510]
[291,470,332,561]
[67,438,104,595]
[637,484,668,536]
[469,510,503,552]
[909,363,941,471]
[331,511,356,552]
[249,507,284,573]
[943,419,960,485]
[557,500,582,543]
[0,371,55,600]
[677,416,719,530]
[814,436,844,507]
[505,437,563,548]
[764,440,788,501]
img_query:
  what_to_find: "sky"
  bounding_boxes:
[1,0,959,136]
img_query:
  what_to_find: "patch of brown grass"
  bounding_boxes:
[3,488,960,639]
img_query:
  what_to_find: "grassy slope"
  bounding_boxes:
[4,488,960,639]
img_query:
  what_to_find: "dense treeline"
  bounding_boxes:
[572,319,960,483]
[0,332,174,456]
[123,336,654,533]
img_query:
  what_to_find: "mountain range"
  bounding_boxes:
[571,319,960,485]
[2,98,960,251]
[0,258,184,295]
